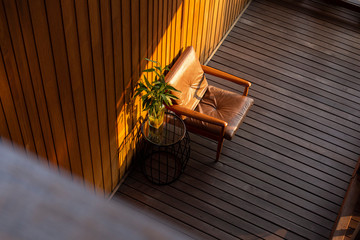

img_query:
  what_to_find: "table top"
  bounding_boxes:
[141,112,186,146]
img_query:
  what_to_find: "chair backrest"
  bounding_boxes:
[165,46,208,110]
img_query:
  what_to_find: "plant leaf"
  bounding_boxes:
[138,82,146,88]
[166,96,173,105]
[143,75,152,89]
[160,94,169,105]
[165,85,180,92]
[145,58,159,64]
[153,70,161,79]
[133,91,142,99]
[165,93,179,99]
[154,66,162,72]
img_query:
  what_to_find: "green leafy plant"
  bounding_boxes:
[134,58,180,118]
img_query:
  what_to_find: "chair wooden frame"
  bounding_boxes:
[167,65,252,161]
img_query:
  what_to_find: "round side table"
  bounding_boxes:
[141,112,190,185]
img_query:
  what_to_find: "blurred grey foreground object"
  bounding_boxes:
[0,141,192,240]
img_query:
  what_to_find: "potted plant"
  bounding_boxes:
[134,59,180,129]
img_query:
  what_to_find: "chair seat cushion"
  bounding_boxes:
[184,85,254,140]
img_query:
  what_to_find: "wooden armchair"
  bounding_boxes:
[165,46,254,161]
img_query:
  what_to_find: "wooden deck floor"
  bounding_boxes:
[115,0,360,239]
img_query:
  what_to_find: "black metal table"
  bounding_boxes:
[141,112,190,185]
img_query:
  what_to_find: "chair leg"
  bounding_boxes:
[216,138,225,161]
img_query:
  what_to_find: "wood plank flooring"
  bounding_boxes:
[115,0,360,239]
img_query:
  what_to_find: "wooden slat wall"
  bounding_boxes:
[0,0,251,194]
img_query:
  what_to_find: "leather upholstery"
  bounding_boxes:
[165,46,208,110]
[184,85,254,140]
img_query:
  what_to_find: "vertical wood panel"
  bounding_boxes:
[140,0,148,71]
[0,0,250,193]
[130,0,140,151]
[0,99,10,140]
[29,0,72,171]
[157,0,163,65]
[228,0,234,26]
[161,0,166,65]
[15,0,58,167]
[175,0,182,56]
[148,0,154,87]
[203,0,213,61]
[131,0,139,90]
[149,0,158,91]
[151,0,158,65]
[165,0,171,65]
[61,0,94,186]
[236,0,242,17]
[0,0,35,154]
[223,0,230,36]
[140,0,148,122]
[181,0,189,51]
[111,0,125,180]
[199,0,210,63]
[195,0,205,59]
[0,50,23,146]
[121,0,133,172]
[231,0,236,26]
[75,0,104,193]
[207,0,217,59]
[100,0,117,190]
[88,0,111,193]
[170,0,176,61]
[216,0,225,46]
[121,0,131,126]
[3,0,47,160]
[191,0,200,53]
[186,0,194,51]
[45,0,83,178]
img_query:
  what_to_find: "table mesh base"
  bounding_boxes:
[142,132,190,185]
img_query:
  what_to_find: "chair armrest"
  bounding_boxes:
[167,105,228,128]
[201,65,251,96]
